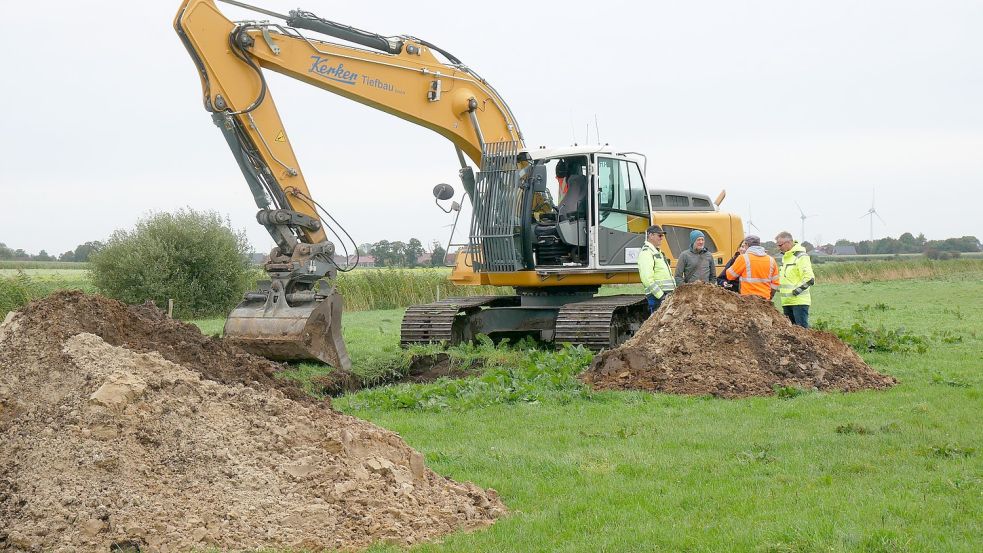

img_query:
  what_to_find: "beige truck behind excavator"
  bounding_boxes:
[174,0,743,368]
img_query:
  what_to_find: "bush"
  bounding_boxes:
[89,209,253,318]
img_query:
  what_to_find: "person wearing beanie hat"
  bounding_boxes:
[674,229,716,286]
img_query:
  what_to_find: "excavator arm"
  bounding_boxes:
[175,0,522,208]
[174,0,524,368]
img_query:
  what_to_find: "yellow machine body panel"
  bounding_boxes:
[450,211,745,286]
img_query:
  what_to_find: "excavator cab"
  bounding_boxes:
[466,146,650,273]
[532,156,591,266]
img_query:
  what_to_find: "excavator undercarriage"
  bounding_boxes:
[401,288,649,351]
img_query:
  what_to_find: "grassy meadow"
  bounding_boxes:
[338,274,981,553]
[198,270,982,552]
[2,259,981,551]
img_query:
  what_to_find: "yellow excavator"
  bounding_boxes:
[174,0,743,369]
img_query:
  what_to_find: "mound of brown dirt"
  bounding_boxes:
[0,293,505,552]
[582,283,896,398]
[7,290,311,402]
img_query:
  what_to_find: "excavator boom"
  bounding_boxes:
[174,0,523,367]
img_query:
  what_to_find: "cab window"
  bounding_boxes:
[661,225,718,255]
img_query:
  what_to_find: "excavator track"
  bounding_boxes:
[402,293,648,351]
[400,296,515,346]
[554,294,649,350]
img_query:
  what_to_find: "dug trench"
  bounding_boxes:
[311,353,483,396]
[581,283,898,398]
[0,291,504,552]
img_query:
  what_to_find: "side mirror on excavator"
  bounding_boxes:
[433,183,455,200]
[433,183,460,213]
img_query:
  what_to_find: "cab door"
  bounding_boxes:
[594,156,651,267]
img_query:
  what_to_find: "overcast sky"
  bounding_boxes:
[2,0,981,255]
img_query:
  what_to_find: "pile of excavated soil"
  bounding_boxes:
[0,293,504,552]
[582,283,896,398]
[6,290,311,403]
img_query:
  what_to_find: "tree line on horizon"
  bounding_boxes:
[0,241,104,262]
[813,232,979,256]
[3,232,978,265]
[354,239,446,268]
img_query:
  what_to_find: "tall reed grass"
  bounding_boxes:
[0,260,89,270]
[0,273,43,319]
[815,258,983,283]
[334,268,507,311]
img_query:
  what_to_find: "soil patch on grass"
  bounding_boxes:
[0,292,505,552]
[582,283,897,398]
[404,353,478,383]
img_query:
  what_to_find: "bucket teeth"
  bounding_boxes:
[224,289,351,369]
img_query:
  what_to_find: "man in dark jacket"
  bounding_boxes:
[675,230,715,286]
[717,239,749,292]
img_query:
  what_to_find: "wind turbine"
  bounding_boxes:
[746,204,760,236]
[859,188,886,243]
[795,201,819,245]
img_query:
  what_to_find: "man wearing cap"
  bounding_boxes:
[776,230,815,328]
[724,235,780,301]
[638,225,676,313]
[675,229,716,286]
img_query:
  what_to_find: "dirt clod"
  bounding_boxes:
[0,292,505,552]
[582,283,897,398]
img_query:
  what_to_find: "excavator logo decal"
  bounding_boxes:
[308,55,358,86]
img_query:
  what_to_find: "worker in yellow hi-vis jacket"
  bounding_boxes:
[637,225,676,314]
[775,230,816,328]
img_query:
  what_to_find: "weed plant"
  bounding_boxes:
[814,318,929,353]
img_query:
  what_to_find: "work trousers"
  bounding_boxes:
[783,305,810,329]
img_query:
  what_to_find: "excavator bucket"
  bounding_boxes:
[223,286,351,369]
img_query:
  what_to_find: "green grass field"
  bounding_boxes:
[335,275,980,553]
[196,272,983,552]
[4,262,981,551]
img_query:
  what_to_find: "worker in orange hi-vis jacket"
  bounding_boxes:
[724,235,780,301]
